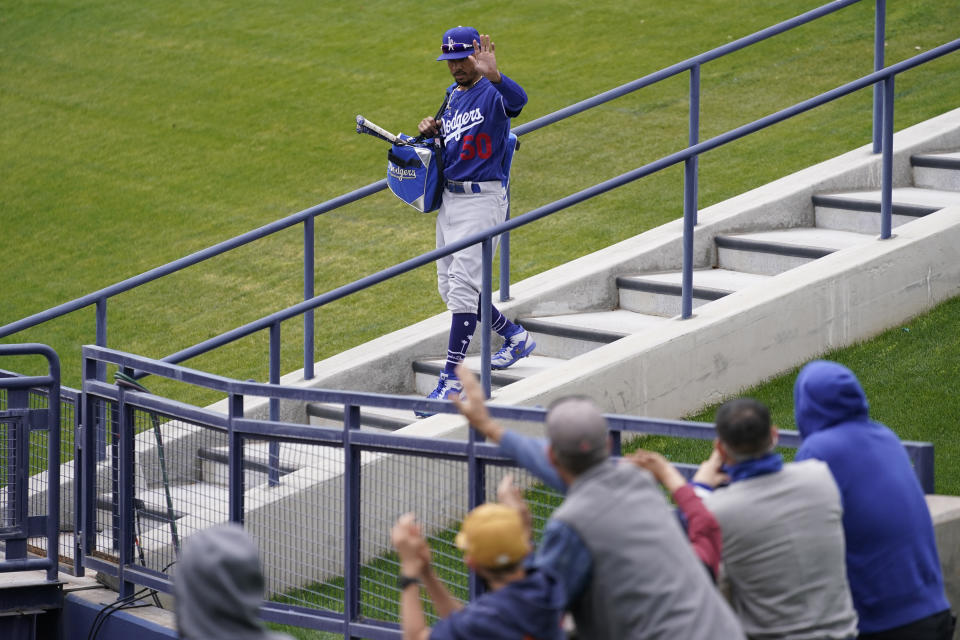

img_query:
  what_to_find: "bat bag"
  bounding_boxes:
[387,135,443,213]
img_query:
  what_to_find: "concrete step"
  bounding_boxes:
[413,354,565,396]
[521,310,667,358]
[95,493,185,523]
[715,228,871,275]
[96,482,229,542]
[618,269,770,316]
[306,401,419,431]
[912,151,960,191]
[198,443,299,487]
[813,187,960,233]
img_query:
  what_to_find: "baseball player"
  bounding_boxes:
[416,26,533,413]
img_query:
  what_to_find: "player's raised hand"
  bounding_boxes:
[471,34,501,83]
[452,364,504,442]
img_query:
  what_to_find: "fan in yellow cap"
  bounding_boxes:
[390,475,565,639]
[455,502,531,569]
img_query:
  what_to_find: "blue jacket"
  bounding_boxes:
[793,360,949,633]
[430,567,565,640]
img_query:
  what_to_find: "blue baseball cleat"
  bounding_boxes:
[491,327,536,370]
[415,372,464,418]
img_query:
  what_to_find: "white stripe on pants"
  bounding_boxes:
[435,185,508,314]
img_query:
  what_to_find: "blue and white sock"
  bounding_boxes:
[485,304,520,337]
[444,312,477,376]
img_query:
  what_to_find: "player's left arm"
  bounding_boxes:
[472,34,527,115]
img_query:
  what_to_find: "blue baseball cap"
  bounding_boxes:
[437,26,480,61]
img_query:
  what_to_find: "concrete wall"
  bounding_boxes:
[929,495,960,639]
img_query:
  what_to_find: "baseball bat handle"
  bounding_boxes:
[355,114,401,144]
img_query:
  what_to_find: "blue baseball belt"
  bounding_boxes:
[445,180,500,194]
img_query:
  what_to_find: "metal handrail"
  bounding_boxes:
[77,344,936,634]
[85,343,937,491]
[1,0,891,381]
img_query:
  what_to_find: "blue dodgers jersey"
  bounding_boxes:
[440,75,526,183]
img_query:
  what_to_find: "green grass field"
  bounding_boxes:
[2,0,957,396]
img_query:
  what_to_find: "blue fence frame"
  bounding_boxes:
[73,345,935,638]
[4,1,957,397]
[0,345,61,582]
[0,371,84,577]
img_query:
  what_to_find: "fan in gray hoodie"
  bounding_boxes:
[174,522,292,640]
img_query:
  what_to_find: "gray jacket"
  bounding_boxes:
[704,460,858,639]
[552,461,745,640]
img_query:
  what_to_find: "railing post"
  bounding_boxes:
[95,298,107,382]
[4,388,28,561]
[228,393,244,523]
[71,388,85,576]
[110,401,120,550]
[95,415,107,463]
[268,322,281,487]
[681,157,697,319]
[880,74,895,240]
[343,404,361,637]
[907,443,935,494]
[499,189,511,302]
[681,63,701,320]
[610,429,622,457]
[80,355,98,565]
[872,0,887,153]
[303,217,315,380]
[467,417,486,601]
[480,239,493,398]
[116,385,135,600]
[688,63,701,226]
[46,352,61,581]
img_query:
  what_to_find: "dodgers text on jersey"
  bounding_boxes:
[442,108,485,143]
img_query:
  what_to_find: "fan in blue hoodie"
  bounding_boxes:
[793,360,953,639]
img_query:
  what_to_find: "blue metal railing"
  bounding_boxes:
[1,0,928,389]
[0,345,61,582]
[76,345,936,638]
[0,370,84,577]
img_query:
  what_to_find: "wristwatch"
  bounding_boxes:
[398,574,421,590]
